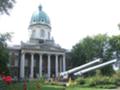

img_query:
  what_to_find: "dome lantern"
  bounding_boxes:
[38,5,42,11]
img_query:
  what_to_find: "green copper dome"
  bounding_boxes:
[30,5,50,26]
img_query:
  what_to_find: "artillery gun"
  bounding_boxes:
[60,58,119,79]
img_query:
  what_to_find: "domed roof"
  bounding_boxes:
[29,5,50,27]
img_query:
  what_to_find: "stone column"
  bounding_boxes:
[30,53,34,79]
[48,54,51,79]
[63,54,66,72]
[20,52,25,79]
[60,57,62,72]
[39,54,42,78]
[55,55,58,77]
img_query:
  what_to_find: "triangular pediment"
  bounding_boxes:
[21,42,66,52]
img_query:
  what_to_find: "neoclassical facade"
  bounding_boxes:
[8,5,66,80]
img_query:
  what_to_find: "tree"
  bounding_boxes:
[0,33,11,75]
[71,34,108,66]
[0,0,15,15]
[109,35,120,59]
[71,36,95,67]
[71,34,114,76]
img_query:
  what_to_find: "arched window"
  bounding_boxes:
[41,18,44,22]
[32,30,35,37]
[41,29,45,38]
[48,32,50,39]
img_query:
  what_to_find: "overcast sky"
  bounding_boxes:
[0,0,120,49]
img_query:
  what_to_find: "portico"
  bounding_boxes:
[20,50,66,79]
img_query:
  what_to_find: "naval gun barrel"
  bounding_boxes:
[60,58,101,76]
[74,59,117,76]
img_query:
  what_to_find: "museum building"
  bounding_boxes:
[8,5,66,80]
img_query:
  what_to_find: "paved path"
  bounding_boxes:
[110,87,120,90]
[116,87,120,90]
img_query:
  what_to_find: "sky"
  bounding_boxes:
[0,0,120,50]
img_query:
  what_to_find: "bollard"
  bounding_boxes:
[23,80,27,90]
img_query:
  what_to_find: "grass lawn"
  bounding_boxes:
[66,87,109,90]
[5,81,110,90]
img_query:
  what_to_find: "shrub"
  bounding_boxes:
[75,71,120,89]
[39,76,46,84]
[112,71,120,86]
[86,76,116,86]
[76,77,85,85]
[96,84,117,89]
[75,75,117,88]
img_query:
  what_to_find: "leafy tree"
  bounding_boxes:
[71,36,95,67]
[109,35,120,59]
[71,34,108,66]
[0,0,15,15]
[0,33,11,75]
[71,34,114,76]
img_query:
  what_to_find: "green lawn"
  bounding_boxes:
[5,81,111,90]
[66,87,109,90]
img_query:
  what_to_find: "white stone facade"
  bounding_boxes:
[8,5,66,80]
[29,24,51,40]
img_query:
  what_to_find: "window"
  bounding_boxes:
[33,19,36,22]
[41,18,44,22]
[41,29,45,38]
[48,32,50,39]
[41,17,44,22]
[32,30,35,37]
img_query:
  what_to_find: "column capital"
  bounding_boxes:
[31,52,34,55]
[48,53,51,55]
[55,53,65,56]
[55,54,59,56]
[39,53,43,55]
[21,51,25,55]
[63,54,65,56]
